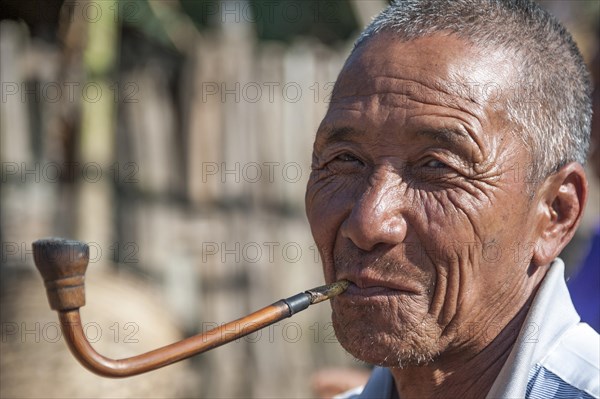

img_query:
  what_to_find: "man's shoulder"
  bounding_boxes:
[527,322,599,398]
[334,385,366,399]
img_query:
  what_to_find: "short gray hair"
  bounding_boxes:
[352,0,592,183]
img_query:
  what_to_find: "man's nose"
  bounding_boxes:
[340,173,407,251]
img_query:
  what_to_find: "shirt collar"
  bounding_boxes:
[486,258,580,398]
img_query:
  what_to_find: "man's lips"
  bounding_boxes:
[338,275,419,297]
[345,283,395,297]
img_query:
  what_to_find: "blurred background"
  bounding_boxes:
[0,0,598,398]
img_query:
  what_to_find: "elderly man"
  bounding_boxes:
[305,0,599,398]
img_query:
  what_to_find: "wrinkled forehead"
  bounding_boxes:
[331,32,517,108]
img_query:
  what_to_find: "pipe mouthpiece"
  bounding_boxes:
[306,280,350,304]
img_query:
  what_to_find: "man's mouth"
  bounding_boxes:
[345,283,394,297]
[338,274,419,297]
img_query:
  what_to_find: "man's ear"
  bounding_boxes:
[532,162,588,267]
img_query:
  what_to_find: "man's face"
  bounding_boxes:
[306,33,543,367]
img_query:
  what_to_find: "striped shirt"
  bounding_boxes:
[337,259,599,399]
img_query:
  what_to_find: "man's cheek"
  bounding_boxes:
[320,253,337,284]
[309,186,354,231]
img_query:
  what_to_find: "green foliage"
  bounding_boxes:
[178,0,359,45]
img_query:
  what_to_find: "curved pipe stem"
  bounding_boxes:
[57,281,349,378]
[58,301,289,377]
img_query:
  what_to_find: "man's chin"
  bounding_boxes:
[332,312,442,368]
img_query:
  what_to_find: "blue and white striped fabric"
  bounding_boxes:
[527,365,595,399]
[524,320,599,399]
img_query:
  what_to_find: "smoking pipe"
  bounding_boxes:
[32,237,348,378]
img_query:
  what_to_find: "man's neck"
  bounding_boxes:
[390,290,537,399]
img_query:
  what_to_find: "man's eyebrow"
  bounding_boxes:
[319,126,364,143]
[416,127,472,147]
[319,125,476,150]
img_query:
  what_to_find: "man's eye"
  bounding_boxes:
[335,153,361,163]
[325,152,365,174]
[423,159,449,169]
